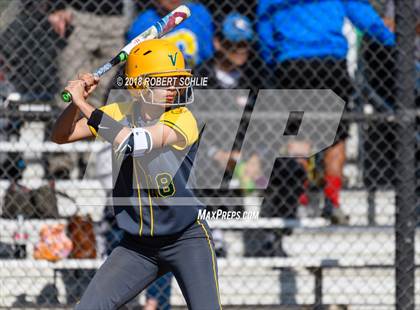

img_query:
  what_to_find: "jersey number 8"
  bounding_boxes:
[155,173,176,197]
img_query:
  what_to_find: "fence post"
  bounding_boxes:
[394,0,417,309]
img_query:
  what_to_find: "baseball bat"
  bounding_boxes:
[61,5,191,103]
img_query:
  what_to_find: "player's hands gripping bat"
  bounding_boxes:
[61,5,191,103]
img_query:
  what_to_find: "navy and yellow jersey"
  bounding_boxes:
[89,102,204,237]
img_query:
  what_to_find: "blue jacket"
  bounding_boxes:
[257,0,395,64]
[128,3,214,67]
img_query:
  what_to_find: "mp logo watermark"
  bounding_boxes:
[197,209,259,221]
[80,89,345,208]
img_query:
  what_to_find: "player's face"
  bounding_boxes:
[224,41,249,67]
[135,75,191,106]
[149,87,178,104]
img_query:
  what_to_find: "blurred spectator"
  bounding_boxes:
[47,0,128,107]
[257,0,395,224]
[0,1,62,182]
[195,13,254,91]
[195,13,258,183]
[44,0,128,180]
[128,0,214,68]
[194,13,255,257]
[243,159,306,258]
[195,13,303,257]
[0,0,62,100]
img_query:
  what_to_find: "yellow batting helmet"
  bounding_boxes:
[124,39,194,105]
[125,39,192,79]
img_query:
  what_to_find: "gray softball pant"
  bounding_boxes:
[75,220,222,310]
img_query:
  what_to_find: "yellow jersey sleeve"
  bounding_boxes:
[88,102,132,137]
[159,107,199,150]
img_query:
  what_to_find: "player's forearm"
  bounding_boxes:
[73,97,95,120]
[51,103,81,143]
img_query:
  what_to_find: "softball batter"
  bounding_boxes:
[51,39,221,310]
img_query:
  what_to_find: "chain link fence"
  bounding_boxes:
[0,0,418,309]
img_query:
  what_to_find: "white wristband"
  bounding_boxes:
[132,128,153,157]
[115,128,153,157]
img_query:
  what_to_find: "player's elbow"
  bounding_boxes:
[50,123,63,144]
[50,134,67,144]
[50,128,70,144]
